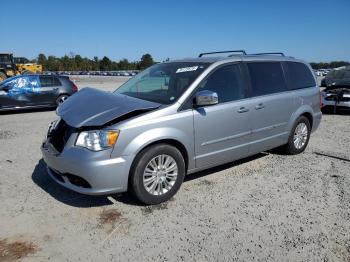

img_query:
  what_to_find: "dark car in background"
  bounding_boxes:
[321,66,350,88]
[0,75,78,111]
[321,66,350,112]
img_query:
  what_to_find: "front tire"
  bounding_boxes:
[282,116,311,155]
[129,144,186,205]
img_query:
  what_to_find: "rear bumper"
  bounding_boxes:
[41,141,134,195]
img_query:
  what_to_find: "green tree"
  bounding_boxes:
[46,56,59,71]
[99,56,112,71]
[118,58,130,70]
[32,52,157,71]
[139,53,154,69]
[60,55,76,71]
[37,53,47,69]
[74,55,84,70]
[89,56,99,71]
[310,61,350,69]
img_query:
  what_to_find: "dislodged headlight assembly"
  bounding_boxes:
[76,130,119,151]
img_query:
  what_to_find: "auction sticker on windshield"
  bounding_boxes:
[176,66,198,73]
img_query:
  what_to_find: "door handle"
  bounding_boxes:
[237,107,249,113]
[255,103,265,110]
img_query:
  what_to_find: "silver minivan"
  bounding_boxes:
[41,51,322,204]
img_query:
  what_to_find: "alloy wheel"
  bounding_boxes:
[293,122,308,149]
[143,154,178,196]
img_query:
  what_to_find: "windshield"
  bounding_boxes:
[114,62,210,104]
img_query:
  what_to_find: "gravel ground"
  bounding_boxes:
[0,76,349,261]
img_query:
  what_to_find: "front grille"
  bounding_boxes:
[49,120,75,153]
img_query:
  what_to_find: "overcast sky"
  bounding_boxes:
[1,0,350,62]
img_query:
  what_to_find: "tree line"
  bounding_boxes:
[310,61,350,70]
[21,53,350,71]
[35,53,155,71]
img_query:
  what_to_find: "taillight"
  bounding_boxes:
[319,90,323,110]
[71,81,78,92]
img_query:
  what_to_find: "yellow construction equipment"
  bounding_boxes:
[0,53,42,82]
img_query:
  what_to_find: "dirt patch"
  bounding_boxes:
[99,209,122,225]
[141,202,170,215]
[0,238,37,262]
[199,179,215,186]
[98,209,130,236]
[0,131,17,140]
[141,197,177,215]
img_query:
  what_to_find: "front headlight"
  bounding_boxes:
[75,130,119,151]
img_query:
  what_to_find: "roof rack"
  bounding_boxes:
[198,50,247,57]
[251,52,285,56]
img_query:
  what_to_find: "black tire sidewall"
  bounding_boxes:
[287,116,311,154]
[56,95,68,107]
[130,144,186,205]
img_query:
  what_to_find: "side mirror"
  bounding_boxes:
[194,90,218,106]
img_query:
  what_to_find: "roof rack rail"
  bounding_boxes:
[251,52,285,56]
[198,50,247,57]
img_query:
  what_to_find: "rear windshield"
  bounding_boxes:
[114,62,210,104]
[283,62,316,90]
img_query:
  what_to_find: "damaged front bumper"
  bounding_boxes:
[322,90,350,109]
[41,139,134,195]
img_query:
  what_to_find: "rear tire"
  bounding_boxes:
[0,72,7,82]
[129,144,186,205]
[56,94,69,107]
[282,116,311,155]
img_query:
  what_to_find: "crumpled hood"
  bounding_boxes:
[57,87,160,128]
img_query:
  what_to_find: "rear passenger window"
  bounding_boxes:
[247,62,286,96]
[283,62,316,90]
[39,76,61,87]
[197,64,244,103]
[52,77,62,86]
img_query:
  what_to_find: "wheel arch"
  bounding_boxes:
[288,106,314,133]
[132,138,189,173]
[126,138,190,191]
[300,111,313,129]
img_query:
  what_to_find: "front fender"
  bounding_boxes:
[115,127,194,170]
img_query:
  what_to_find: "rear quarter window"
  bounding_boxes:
[247,62,286,97]
[52,77,62,86]
[39,76,62,87]
[283,62,316,90]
